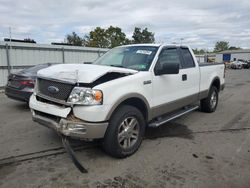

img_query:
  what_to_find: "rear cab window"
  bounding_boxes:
[180,48,195,68]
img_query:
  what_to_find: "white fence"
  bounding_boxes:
[0,42,108,87]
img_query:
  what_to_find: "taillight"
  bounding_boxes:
[20,80,35,87]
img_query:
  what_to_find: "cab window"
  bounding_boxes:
[155,48,181,70]
[180,48,195,68]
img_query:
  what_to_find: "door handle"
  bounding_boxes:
[182,74,187,81]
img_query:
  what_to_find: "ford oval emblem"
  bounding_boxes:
[47,86,59,94]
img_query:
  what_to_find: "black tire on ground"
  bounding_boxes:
[102,105,146,158]
[200,86,219,113]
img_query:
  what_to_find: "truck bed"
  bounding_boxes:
[199,63,225,94]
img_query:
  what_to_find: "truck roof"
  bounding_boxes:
[120,43,189,48]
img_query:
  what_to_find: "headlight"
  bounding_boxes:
[67,87,103,105]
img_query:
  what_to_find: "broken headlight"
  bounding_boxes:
[67,87,103,105]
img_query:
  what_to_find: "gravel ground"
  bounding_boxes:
[0,69,250,188]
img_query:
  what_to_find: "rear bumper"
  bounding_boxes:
[5,86,33,102]
[29,94,108,140]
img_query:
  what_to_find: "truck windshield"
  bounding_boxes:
[94,46,159,71]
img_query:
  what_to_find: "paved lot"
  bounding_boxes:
[0,69,250,188]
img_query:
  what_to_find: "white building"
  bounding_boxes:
[195,55,205,63]
[216,49,250,63]
[195,54,216,63]
[0,41,108,87]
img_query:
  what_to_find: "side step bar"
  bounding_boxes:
[148,105,199,127]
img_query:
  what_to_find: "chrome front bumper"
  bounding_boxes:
[32,110,108,139]
[29,94,108,140]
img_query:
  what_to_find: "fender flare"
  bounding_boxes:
[105,93,151,121]
[209,76,221,91]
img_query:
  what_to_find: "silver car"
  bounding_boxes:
[231,60,244,69]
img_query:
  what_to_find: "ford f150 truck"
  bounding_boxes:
[29,44,225,158]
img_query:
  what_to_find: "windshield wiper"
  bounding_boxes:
[109,65,125,68]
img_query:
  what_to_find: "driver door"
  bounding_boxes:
[152,47,197,117]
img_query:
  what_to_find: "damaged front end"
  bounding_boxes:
[30,98,108,173]
[79,72,132,88]
[31,106,108,140]
[30,64,137,172]
[30,69,134,139]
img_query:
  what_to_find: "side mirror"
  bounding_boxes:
[155,63,179,75]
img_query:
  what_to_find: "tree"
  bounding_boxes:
[193,48,206,54]
[85,26,130,48]
[85,27,109,48]
[106,26,130,48]
[131,27,155,44]
[65,26,155,48]
[214,41,229,52]
[228,46,241,50]
[66,32,83,46]
[24,38,36,43]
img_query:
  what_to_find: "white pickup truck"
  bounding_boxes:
[30,44,225,158]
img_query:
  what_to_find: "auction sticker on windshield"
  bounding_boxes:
[136,50,152,55]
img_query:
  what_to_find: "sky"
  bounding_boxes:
[0,0,250,50]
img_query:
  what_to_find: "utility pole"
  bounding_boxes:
[9,27,12,73]
[9,27,12,42]
[180,38,184,45]
[205,48,208,63]
[6,27,12,75]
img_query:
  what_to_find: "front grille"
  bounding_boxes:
[37,78,74,101]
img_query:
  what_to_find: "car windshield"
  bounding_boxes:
[94,46,159,71]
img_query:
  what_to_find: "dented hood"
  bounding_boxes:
[37,64,138,83]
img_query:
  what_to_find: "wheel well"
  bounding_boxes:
[211,78,220,91]
[120,98,148,121]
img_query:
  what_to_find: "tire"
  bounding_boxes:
[102,105,146,158]
[200,86,218,113]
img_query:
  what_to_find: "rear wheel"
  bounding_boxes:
[102,105,145,158]
[200,86,218,113]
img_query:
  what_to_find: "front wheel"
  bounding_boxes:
[102,105,145,158]
[200,86,219,113]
